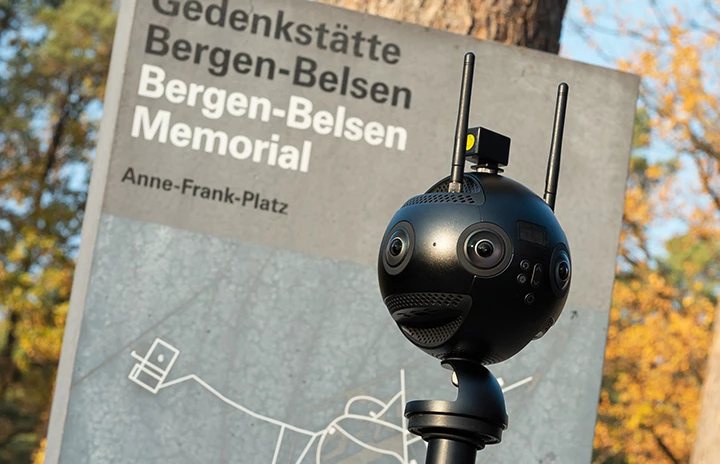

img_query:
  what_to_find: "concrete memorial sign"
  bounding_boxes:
[46,1,639,463]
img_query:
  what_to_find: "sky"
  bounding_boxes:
[562,0,700,70]
[561,0,707,253]
[562,0,644,68]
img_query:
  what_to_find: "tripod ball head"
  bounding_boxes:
[378,53,572,365]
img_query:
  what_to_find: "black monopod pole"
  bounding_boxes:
[425,438,478,464]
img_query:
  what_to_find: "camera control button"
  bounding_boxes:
[520,260,530,271]
[531,264,543,287]
[525,293,535,305]
[517,274,528,284]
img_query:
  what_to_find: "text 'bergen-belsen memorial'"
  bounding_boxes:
[134,0,412,173]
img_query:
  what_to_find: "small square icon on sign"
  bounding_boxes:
[128,338,180,394]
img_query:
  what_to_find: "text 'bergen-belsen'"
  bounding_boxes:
[130,1,413,174]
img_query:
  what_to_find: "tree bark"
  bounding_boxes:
[317,0,568,54]
[691,304,720,464]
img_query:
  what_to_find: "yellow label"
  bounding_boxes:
[466,133,475,150]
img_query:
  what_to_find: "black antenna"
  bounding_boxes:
[448,52,475,193]
[543,82,569,211]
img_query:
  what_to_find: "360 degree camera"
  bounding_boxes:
[377,53,571,463]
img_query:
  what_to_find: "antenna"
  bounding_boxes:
[448,52,475,193]
[543,83,569,211]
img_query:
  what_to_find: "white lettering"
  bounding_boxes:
[248,97,271,122]
[202,87,227,120]
[287,96,312,130]
[300,141,312,173]
[278,145,299,170]
[165,79,187,104]
[229,135,252,159]
[333,106,346,138]
[133,65,409,161]
[187,83,205,107]
[192,127,228,155]
[343,117,363,142]
[364,121,385,146]
[169,122,192,147]
[227,92,248,117]
[313,110,334,135]
[386,126,407,151]
[131,105,169,142]
[138,64,165,99]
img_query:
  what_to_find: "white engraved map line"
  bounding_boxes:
[129,337,532,464]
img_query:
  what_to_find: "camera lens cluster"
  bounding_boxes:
[382,221,515,279]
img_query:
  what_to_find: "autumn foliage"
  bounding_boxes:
[573,1,720,463]
[1,1,719,463]
[0,1,116,462]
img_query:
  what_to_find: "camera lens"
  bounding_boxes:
[554,251,571,291]
[475,240,494,258]
[385,228,410,267]
[558,261,569,281]
[465,230,505,269]
[389,237,404,257]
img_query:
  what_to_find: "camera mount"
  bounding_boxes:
[406,360,507,463]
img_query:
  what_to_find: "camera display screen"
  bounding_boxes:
[518,221,549,248]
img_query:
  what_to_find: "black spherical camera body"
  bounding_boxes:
[379,171,571,364]
[378,53,571,371]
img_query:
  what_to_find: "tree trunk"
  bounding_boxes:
[691,304,720,464]
[317,0,568,54]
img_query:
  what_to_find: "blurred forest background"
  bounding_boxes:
[0,0,718,463]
